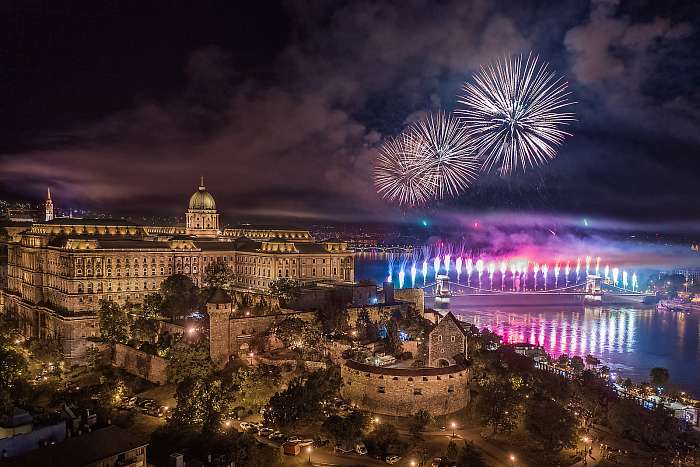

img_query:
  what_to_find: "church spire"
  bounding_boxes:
[45,187,54,222]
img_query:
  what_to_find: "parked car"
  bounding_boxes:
[386,456,401,464]
[335,443,354,454]
[355,442,367,455]
[286,436,302,444]
[269,431,285,440]
[239,421,251,430]
[298,439,314,447]
[259,428,273,436]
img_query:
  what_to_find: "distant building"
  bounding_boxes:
[2,425,147,467]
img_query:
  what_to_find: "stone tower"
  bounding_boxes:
[207,288,232,369]
[185,176,220,237]
[45,187,54,222]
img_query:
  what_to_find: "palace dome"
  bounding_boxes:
[188,178,216,211]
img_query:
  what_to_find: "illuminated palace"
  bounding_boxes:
[0,179,354,360]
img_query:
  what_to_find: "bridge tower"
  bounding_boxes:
[584,275,603,305]
[434,274,450,309]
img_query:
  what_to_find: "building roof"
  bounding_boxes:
[188,178,216,211]
[42,218,140,226]
[431,312,468,336]
[345,359,469,377]
[3,425,147,467]
[96,240,169,250]
[225,224,307,231]
[195,241,238,252]
[207,287,231,304]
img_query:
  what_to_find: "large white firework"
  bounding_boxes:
[407,111,480,200]
[373,133,434,206]
[458,53,576,175]
[373,112,479,205]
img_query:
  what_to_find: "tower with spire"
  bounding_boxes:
[45,188,54,222]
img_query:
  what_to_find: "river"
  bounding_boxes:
[357,257,700,395]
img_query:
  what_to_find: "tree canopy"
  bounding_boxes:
[160,274,201,317]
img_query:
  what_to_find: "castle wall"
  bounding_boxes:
[340,360,470,417]
[112,343,168,385]
[394,288,425,315]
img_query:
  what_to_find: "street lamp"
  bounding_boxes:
[410,461,416,467]
[509,454,516,466]
[451,422,456,438]
[307,446,312,463]
[374,417,380,424]
[248,352,254,365]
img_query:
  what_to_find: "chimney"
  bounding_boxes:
[383,282,394,304]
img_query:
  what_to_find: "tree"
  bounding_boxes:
[570,355,585,373]
[160,274,201,318]
[365,423,405,457]
[384,319,403,355]
[170,375,235,434]
[446,440,458,461]
[268,278,301,305]
[409,409,432,435]
[557,354,570,366]
[0,346,28,413]
[264,366,341,427]
[322,412,369,443]
[649,367,670,388]
[274,317,324,358]
[524,398,578,451]
[167,340,214,385]
[203,260,236,290]
[317,295,350,335]
[356,309,379,341]
[142,292,163,318]
[585,354,601,367]
[473,377,524,434]
[457,441,488,467]
[234,364,282,411]
[97,299,130,344]
[28,336,63,364]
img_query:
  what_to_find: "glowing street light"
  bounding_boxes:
[307,446,312,463]
[451,421,456,438]
[509,454,516,466]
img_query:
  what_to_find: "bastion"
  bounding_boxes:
[340,359,470,417]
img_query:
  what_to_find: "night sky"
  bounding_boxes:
[1,0,699,227]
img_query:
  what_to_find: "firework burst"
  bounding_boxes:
[407,111,480,199]
[457,53,576,175]
[373,112,478,205]
[373,133,433,206]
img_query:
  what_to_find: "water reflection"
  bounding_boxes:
[459,306,638,358]
[448,301,700,394]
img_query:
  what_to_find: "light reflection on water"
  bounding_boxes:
[447,301,700,394]
[355,257,700,395]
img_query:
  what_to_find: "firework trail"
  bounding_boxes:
[458,53,576,175]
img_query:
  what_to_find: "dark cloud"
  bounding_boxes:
[0,0,699,226]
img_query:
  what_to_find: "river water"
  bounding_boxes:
[357,257,700,395]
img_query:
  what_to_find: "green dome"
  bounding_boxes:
[188,178,216,210]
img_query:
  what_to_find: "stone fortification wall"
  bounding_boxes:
[341,360,470,417]
[112,343,168,385]
[394,288,425,315]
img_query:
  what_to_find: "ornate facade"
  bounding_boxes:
[0,181,355,360]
